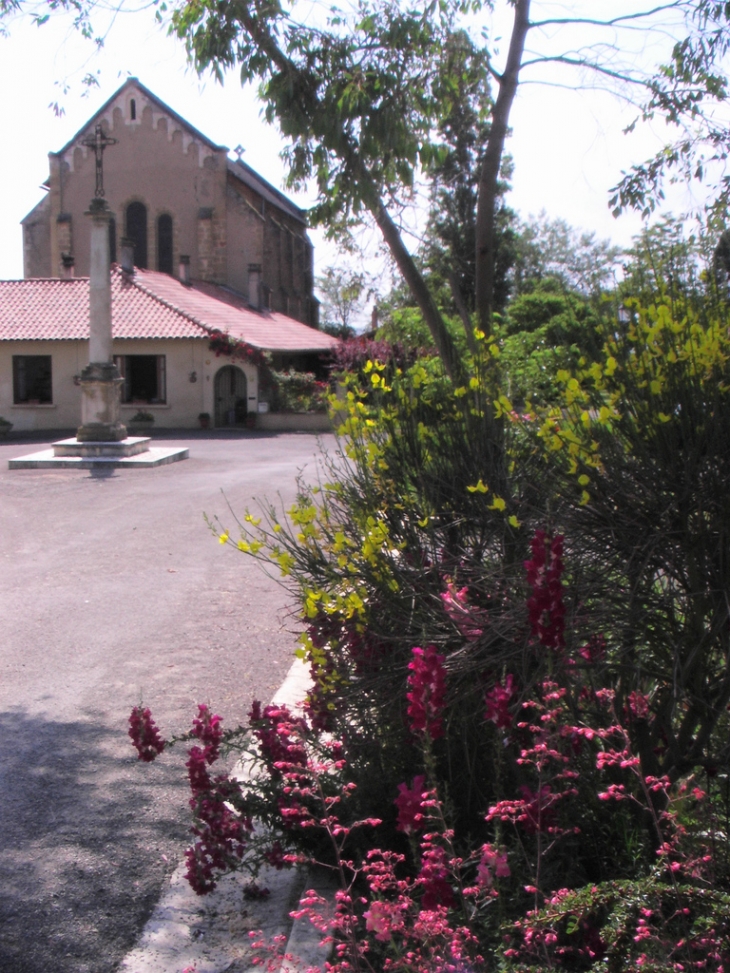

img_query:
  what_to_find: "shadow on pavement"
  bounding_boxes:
[0,708,190,973]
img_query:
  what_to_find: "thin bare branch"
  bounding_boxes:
[530,2,689,30]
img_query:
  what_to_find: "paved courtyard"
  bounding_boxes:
[0,431,335,973]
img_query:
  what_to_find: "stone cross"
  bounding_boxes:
[82,124,118,200]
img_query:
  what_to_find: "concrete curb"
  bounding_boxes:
[119,658,333,973]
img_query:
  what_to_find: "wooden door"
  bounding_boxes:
[214,365,248,427]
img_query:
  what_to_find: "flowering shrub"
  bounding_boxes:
[131,530,730,970]
[133,292,730,969]
[208,331,268,369]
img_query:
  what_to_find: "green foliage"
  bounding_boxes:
[377,305,471,357]
[610,2,730,220]
[173,0,468,230]
[531,295,730,783]
[621,215,706,304]
[497,281,602,405]
[269,369,328,413]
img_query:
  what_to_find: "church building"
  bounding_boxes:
[22,77,317,327]
[0,79,337,433]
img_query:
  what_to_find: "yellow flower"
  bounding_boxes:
[489,497,506,512]
[219,532,229,544]
[467,479,489,494]
[508,515,521,528]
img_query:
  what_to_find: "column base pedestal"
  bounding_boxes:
[76,421,128,443]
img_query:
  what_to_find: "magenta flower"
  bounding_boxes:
[485,674,516,729]
[248,701,308,776]
[395,775,428,834]
[406,645,447,740]
[524,530,565,650]
[418,844,454,908]
[191,703,223,763]
[128,705,166,762]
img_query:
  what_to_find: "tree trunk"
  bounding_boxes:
[475,0,531,336]
[372,199,466,385]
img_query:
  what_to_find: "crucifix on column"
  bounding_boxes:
[82,124,118,200]
[76,122,128,443]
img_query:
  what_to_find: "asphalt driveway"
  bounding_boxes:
[0,431,335,973]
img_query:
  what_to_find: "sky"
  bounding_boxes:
[0,1,720,301]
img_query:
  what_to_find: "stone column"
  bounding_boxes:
[76,198,127,443]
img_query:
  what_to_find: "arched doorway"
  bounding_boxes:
[214,365,248,427]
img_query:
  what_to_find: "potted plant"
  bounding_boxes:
[127,410,155,434]
[198,412,211,429]
[0,417,13,439]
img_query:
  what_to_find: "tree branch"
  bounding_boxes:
[530,3,689,30]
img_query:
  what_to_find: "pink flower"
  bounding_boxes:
[524,530,565,650]
[485,674,516,729]
[128,706,166,762]
[476,844,510,887]
[441,583,484,641]
[249,701,308,776]
[364,900,404,941]
[406,645,447,740]
[578,633,606,664]
[395,775,428,834]
[627,691,650,720]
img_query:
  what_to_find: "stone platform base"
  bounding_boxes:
[9,438,188,470]
[53,436,152,458]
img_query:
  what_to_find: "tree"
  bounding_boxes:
[169,0,726,384]
[610,0,730,221]
[511,214,621,299]
[420,30,518,324]
[317,266,373,339]
[4,0,725,379]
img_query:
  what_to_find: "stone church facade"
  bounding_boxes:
[21,77,318,327]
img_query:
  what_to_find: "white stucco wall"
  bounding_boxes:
[0,339,259,431]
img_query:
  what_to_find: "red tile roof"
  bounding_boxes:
[0,268,338,354]
[134,270,338,352]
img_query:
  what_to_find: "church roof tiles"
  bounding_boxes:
[0,268,338,354]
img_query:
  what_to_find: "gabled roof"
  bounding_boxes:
[0,268,338,354]
[53,77,227,158]
[51,78,307,226]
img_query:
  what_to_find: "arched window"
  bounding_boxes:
[108,216,116,265]
[157,214,173,275]
[126,202,148,269]
[130,98,136,121]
